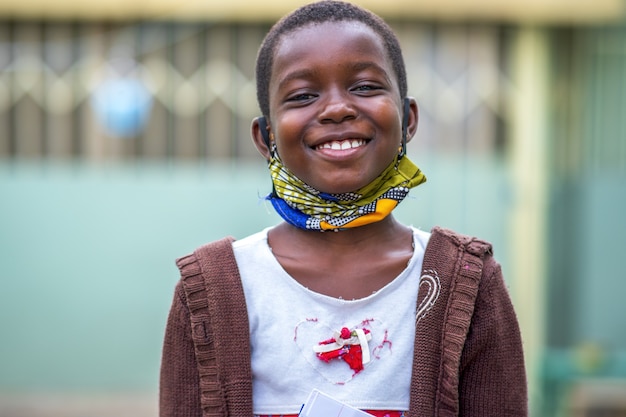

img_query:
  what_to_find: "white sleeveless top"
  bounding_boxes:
[232,226,430,415]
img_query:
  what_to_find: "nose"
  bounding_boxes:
[318,89,357,123]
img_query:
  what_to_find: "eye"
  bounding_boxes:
[352,83,384,95]
[286,92,317,102]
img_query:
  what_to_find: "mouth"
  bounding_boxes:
[314,138,368,151]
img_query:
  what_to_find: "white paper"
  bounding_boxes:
[298,389,372,417]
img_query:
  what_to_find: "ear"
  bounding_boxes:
[405,97,419,144]
[251,116,272,161]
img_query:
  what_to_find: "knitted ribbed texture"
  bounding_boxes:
[408,227,482,416]
[177,237,253,417]
[408,226,527,417]
[160,227,527,417]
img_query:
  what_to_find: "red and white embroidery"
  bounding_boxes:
[313,327,372,374]
[294,318,392,384]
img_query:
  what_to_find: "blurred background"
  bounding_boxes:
[1,0,625,416]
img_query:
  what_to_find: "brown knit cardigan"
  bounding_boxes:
[160,226,527,417]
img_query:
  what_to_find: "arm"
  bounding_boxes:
[159,282,203,417]
[458,257,528,416]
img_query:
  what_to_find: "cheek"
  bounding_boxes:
[364,96,403,138]
[378,100,403,132]
[274,113,308,155]
[275,113,300,137]
[374,104,404,158]
[376,102,404,161]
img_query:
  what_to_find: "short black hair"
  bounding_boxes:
[255,0,408,118]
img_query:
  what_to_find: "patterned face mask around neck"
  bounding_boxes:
[266,150,426,231]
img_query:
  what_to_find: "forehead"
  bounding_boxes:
[276,20,386,52]
[270,21,393,84]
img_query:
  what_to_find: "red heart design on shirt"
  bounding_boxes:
[293,318,392,384]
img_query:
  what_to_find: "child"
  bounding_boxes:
[159,1,527,416]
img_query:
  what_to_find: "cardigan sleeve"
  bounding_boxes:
[159,281,203,417]
[458,255,528,416]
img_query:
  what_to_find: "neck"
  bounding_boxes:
[267,214,416,300]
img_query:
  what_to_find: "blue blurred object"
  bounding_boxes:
[91,77,153,138]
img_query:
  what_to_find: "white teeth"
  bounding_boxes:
[318,139,365,151]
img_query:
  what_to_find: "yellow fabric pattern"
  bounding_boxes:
[267,152,426,231]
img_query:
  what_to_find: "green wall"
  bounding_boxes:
[0,155,510,393]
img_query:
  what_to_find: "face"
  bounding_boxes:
[253,21,418,194]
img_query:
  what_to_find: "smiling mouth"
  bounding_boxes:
[315,139,367,151]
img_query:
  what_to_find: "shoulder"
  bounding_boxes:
[428,226,493,257]
[424,225,497,277]
[417,226,499,323]
[428,225,502,289]
[428,228,516,331]
[174,228,271,264]
[175,236,236,272]
[231,227,271,251]
[175,227,272,268]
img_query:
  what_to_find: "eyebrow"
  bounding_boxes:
[276,68,319,90]
[350,61,393,85]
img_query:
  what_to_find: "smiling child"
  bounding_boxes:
[159,2,528,416]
